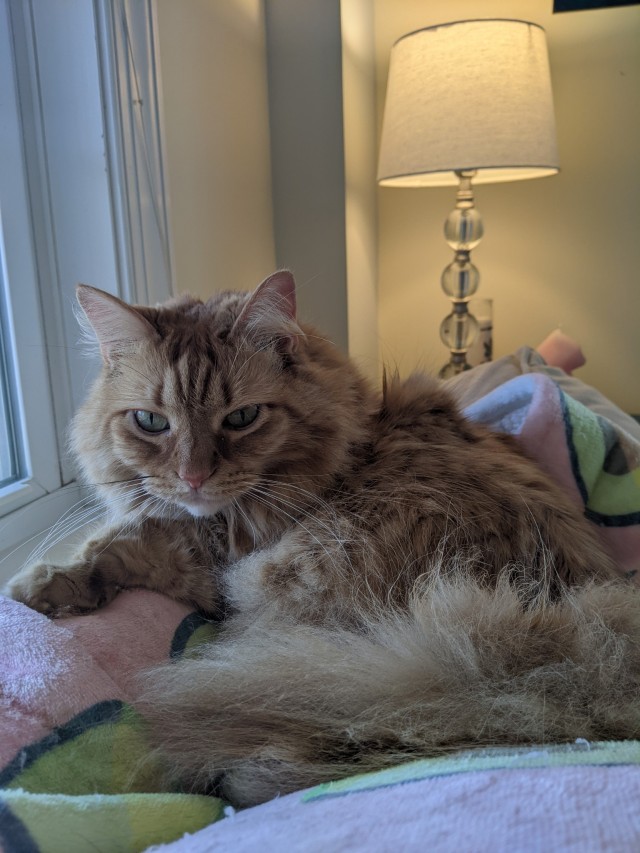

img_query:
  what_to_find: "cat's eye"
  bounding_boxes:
[133,410,170,433]
[223,404,260,430]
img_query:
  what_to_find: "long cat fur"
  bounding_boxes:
[7,270,640,807]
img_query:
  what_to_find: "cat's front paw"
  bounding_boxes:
[6,562,119,617]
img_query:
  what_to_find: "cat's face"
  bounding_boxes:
[72,272,370,524]
[92,332,305,519]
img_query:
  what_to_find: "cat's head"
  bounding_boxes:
[72,271,372,527]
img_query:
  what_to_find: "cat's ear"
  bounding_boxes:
[231,270,303,355]
[76,284,159,363]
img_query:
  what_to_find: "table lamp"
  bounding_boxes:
[378,19,559,377]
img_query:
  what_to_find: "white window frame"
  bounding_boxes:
[0,3,62,517]
[95,0,174,307]
[0,0,173,582]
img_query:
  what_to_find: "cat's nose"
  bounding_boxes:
[178,470,210,491]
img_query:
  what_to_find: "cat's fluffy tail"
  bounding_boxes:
[137,576,640,807]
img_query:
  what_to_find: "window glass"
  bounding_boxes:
[0,315,18,487]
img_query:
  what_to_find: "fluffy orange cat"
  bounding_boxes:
[8,271,640,807]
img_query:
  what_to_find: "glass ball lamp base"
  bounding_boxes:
[438,170,484,380]
[438,354,473,379]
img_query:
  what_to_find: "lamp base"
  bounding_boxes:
[438,354,473,380]
[438,171,483,377]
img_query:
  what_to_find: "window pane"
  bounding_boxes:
[0,280,19,488]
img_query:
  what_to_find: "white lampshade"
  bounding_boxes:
[378,19,559,187]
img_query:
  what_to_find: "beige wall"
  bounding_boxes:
[375,1,640,413]
[152,1,639,412]
[155,0,275,298]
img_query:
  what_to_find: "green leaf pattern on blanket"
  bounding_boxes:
[170,612,220,659]
[562,392,640,525]
[1,790,221,853]
[1,701,161,796]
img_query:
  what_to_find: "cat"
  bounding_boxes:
[7,270,640,807]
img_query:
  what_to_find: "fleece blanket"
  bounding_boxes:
[1,365,640,852]
[465,373,640,578]
[0,592,224,852]
[153,742,640,852]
